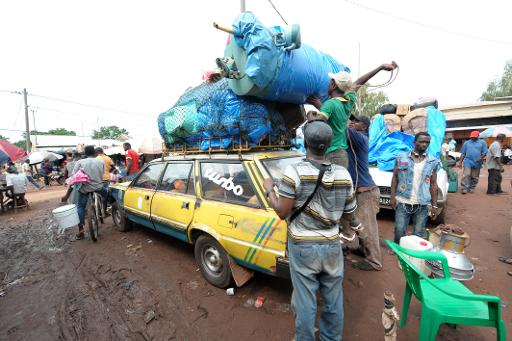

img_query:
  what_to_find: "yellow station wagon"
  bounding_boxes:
[109,151,303,288]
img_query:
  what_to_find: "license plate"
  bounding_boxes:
[379,197,391,206]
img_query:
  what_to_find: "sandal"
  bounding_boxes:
[340,232,356,243]
[498,256,512,264]
[75,232,85,240]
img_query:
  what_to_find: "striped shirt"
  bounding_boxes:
[278,160,356,242]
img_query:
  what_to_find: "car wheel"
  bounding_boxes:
[113,202,131,232]
[194,235,232,288]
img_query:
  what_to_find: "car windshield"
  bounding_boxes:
[261,156,304,181]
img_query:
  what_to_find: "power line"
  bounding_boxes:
[28,93,153,117]
[343,0,512,46]
[267,0,288,25]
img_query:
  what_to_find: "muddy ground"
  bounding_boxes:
[0,167,511,341]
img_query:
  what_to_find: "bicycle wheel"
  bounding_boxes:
[94,193,104,225]
[87,196,99,242]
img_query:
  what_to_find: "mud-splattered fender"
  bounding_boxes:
[188,224,222,244]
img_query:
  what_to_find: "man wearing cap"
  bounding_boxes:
[458,131,487,194]
[307,62,398,169]
[263,120,358,341]
[486,133,507,195]
[347,115,383,271]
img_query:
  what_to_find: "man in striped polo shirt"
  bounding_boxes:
[263,120,357,341]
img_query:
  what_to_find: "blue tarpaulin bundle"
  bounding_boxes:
[368,107,446,171]
[157,78,286,150]
[229,12,350,104]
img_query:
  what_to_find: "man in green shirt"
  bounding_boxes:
[307,62,398,168]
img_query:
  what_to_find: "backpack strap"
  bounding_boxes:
[289,161,328,223]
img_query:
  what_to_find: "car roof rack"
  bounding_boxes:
[162,131,293,157]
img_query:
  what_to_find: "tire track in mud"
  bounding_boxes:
[56,245,206,341]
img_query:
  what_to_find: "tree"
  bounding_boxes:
[92,125,129,139]
[21,128,76,138]
[354,85,389,117]
[14,140,28,151]
[0,134,9,141]
[480,60,512,101]
[47,128,76,136]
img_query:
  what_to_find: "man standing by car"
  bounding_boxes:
[263,120,357,341]
[306,61,398,168]
[123,142,140,181]
[391,132,439,244]
[347,115,382,271]
[486,133,507,195]
[458,131,487,194]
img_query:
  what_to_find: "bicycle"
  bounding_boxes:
[86,191,104,242]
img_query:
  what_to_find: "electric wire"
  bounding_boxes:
[28,93,152,117]
[343,0,512,46]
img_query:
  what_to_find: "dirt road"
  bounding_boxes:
[0,168,511,341]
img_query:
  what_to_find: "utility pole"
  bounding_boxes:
[240,0,246,12]
[23,88,31,152]
[31,108,38,147]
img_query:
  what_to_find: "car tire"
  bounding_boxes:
[113,202,131,232]
[194,235,232,288]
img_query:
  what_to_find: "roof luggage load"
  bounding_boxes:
[158,78,305,154]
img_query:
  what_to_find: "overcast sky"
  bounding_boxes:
[1,0,511,143]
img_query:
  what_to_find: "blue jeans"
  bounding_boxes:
[393,203,429,244]
[288,239,344,341]
[76,191,89,227]
[26,175,42,189]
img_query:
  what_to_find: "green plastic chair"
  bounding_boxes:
[386,240,506,341]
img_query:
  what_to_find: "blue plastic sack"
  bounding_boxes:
[425,106,446,160]
[232,12,350,104]
[368,108,446,171]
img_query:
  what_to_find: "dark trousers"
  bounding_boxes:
[487,169,503,194]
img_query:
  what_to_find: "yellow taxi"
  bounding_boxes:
[109,151,303,288]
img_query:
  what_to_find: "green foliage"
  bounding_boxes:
[480,60,512,101]
[354,85,389,117]
[0,134,9,141]
[92,125,129,139]
[14,140,28,151]
[47,128,76,135]
[21,128,76,138]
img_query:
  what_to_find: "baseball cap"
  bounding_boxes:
[470,130,480,138]
[327,71,352,92]
[304,120,333,154]
[352,115,371,128]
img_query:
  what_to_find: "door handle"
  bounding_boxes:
[145,195,150,200]
[181,201,190,209]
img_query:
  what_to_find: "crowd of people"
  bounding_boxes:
[0,142,142,212]
[266,62,507,340]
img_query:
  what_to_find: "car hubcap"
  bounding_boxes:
[203,246,222,275]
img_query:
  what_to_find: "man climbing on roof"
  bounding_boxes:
[306,61,398,169]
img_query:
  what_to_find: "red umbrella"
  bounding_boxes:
[0,139,27,165]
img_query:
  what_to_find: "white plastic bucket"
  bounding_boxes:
[52,204,80,230]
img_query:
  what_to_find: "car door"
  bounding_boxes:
[193,160,286,273]
[124,163,165,229]
[150,161,196,242]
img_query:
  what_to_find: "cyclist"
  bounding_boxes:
[72,145,105,240]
